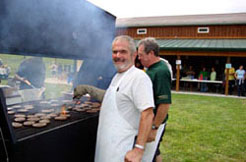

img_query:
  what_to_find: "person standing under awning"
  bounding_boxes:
[234,65,245,96]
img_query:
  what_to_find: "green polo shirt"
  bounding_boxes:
[146,60,172,116]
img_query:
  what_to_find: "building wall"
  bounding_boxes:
[116,25,246,39]
[116,22,246,94]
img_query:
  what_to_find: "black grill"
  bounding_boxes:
[0,89,99,162]
[0,0,116,161]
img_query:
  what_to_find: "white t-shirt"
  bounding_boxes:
[110,66,154,129]
[235,69,245,79]
[160,58,173,80]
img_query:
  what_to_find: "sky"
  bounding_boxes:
[87,0,246,18]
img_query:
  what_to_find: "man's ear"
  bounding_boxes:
[132,51,138,64]
[149,50,155,56]
[133,51,137,59]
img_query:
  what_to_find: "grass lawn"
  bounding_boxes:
[161,94,246,161]
[0,53,75,78]
[44,83,72,99]
[0,53,75,100]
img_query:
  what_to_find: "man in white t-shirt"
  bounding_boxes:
[234,65,245,96]
[74,35,156,162]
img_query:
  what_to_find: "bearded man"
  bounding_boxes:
[74,35,156,162]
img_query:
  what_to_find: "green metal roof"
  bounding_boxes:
[155,39,246,52]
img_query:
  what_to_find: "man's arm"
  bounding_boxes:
[125,108,154,162]
[234,72,238,79]
[14,74,31,86]
[147,103,170,142]
[14,74,24,82]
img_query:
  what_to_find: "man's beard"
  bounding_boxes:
[113,58,132,72]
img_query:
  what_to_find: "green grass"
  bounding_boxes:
[44,83,72,99]
[0,53,25,77]
[0,53,75,99]
[161,94,246,162]
[0,53,74,101]
[0,53,75,78]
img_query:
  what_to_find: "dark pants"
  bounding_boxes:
[200,83,208,92]
[229,80,235,95]
[237,80,245,96]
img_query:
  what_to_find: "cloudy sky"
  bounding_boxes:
[88,0,246,18]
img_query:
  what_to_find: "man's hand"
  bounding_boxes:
[73,85,105,102]
[147,129,157,142]
[24,79,31,86]
[124,148,144,162]
[73,85,89,100]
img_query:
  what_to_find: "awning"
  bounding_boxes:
[156,39,246,52]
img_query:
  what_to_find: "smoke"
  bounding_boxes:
[0,0,117,93]
[0,0,115,60]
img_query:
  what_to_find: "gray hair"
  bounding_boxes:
[137,37,159,56]
[112,35,136,55]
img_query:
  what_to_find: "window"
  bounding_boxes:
[197,27,209,33]
[137,28,147,35]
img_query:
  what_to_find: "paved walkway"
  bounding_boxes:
[172,90,246,99]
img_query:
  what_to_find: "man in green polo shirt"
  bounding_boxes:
[137,37,172,162]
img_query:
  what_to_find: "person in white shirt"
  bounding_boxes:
[234,65,245,96]
[74,35,157,162]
